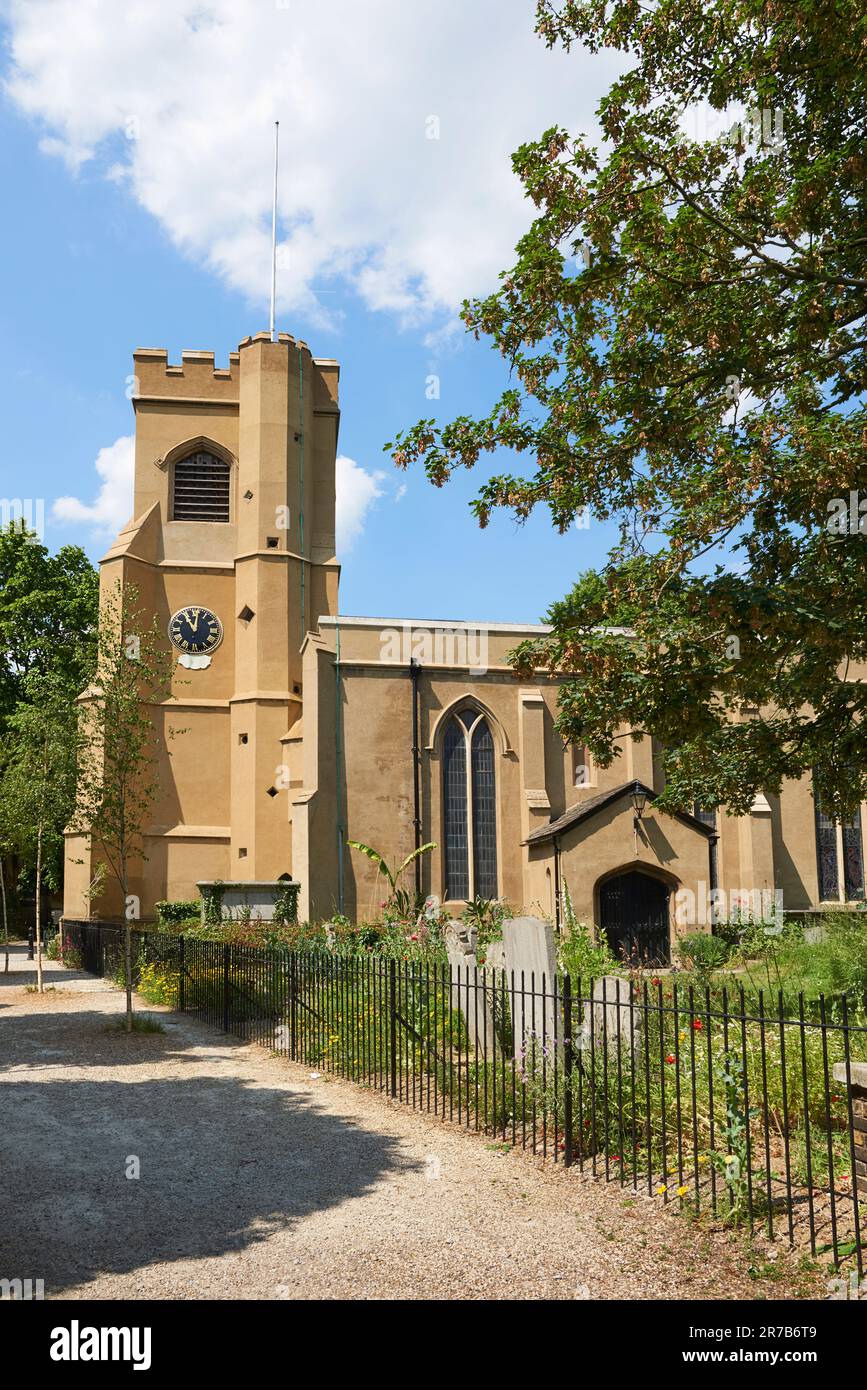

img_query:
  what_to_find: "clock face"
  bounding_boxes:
[168,605,223,655]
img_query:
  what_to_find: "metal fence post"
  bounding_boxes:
[563,971,573,1167]
[389,957,398,1099]
[289,952,297,1060]
[178,935,185,1012]
[222,942,230,1033]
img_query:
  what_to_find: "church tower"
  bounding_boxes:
[63,332,340,920]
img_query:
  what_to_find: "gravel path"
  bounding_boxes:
[0,945,818,1300]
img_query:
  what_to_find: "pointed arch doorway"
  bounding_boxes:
[598,870,671,966]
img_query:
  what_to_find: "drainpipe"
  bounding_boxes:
[708,831,719,932]
[335,619,345,915]
[410,658,422,896]
[553,835,562,933]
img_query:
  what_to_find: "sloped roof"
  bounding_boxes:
[524,780,716,845]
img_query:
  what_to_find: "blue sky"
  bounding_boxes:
[0,0,624,624]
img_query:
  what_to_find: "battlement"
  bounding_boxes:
[132,333,334,405]
[132,347,241,403]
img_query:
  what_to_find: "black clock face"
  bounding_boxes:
[168,606,223,655]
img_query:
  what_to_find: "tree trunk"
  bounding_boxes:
[122,854,132,1032]
[35,824,44,994]
[0,855,9,974]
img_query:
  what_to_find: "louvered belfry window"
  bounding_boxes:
[171,450,231,522]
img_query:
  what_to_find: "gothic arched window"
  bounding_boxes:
[814,786,865,903]
[171,449,231,522]
[442,708,498,900]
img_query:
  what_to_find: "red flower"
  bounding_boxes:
[666,1054,675,1064]
[693,1019,703,1030]
[651,978,661,987]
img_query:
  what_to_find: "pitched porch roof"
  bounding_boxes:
[524,780,716,846]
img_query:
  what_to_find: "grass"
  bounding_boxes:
[676,911,867,1020]
[102,1013,166,1034]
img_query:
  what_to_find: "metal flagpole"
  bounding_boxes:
[270,120,280,342]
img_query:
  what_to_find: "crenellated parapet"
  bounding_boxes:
[131,334,338,412]
[132,348,241,403]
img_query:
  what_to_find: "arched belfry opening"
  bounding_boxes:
[170,448,231,522]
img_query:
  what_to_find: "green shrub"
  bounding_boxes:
[462,897,508,954]
[556,880,620,981]
[201,883,224,926]
[710,919,744,948]
[273,880,299,925]
[136,959,179,1006]
[677,932,731,975]
[155,899,200,928]
[559,920,619,982]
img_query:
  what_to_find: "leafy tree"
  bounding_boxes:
[0,675,79,991]
[0,852,9,974]
[0,523,98,733]
[389,0,867,817]
[72,582,182,1030]
[0,524,97,930]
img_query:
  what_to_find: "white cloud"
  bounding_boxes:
[54,437,388,552]
[336,455,384,553]
[3,0,620,327]
[52,435,135,536]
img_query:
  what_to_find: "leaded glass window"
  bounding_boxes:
[443,720,468,899]
[815,800,839,901]
[814,785,864,902]
[693,804,719,901]
[471,720,497,899]
[842,811,865,900]
[442,709,498,900]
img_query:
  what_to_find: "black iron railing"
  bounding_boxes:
[62,920,866,1275]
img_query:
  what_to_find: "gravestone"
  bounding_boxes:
[579,975,642,1056]
[442,919,496,1049]
[502,916,560,1054]
[483,939,506,973]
